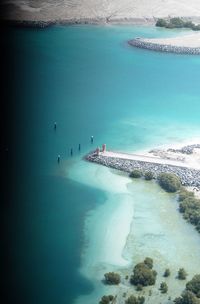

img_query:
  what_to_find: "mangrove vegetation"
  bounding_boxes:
[130,258,157,287]
[156,17,200,31]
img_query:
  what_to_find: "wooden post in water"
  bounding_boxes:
[57,155,60,163]
[102,144,106,152]
[96,147,100,156]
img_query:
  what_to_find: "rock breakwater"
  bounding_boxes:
[85,151,200,188]
[128,38,200,55]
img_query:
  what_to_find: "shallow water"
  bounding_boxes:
[4,25,200,304]
[70,163,200,303]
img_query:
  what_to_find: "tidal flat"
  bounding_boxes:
[69,160,200,304]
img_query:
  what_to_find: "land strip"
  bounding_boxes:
[85,150,200,188]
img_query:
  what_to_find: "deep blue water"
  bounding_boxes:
[3,25,200,304]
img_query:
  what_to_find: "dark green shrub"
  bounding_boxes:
[178,189,194,202]
[99,295,114,304]
[177,268,187,280]
[186,275,200,298]
[192,24,200,31]
[158,173,181,192]
[125,295,145,304]
[155,17,200,31]
[184,21,195,28]
[156,18,167,27]
[136,284,143,291]
[144,171,154,180]
[160,282,168,293]
[179,196,200,233]
[144,257,153,269]
[130,170,143,178]
[163,268,171,277]
[174,290,200,304]
[104,272,121,285]
[130,259,157,287]
[170,17,185,27]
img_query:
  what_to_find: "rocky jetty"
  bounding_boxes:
[128,38,200,55]
[85,151,200,188]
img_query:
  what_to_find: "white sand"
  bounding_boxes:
[100,146,200,169]
[3,0,200,23]
[143,32,200,48]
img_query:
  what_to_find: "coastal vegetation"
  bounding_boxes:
[159,282,168,293]
[158,173,181,192]
[130,170,143,178]
[178,188,195,202]
[174,291,200,304]
[174,274,200,303]
[177,268,187,280]
[178,190,200,234]
[186,275,200,298]
[144,171,154,180]
[156,17,200,31]
[129,166,200,235]
[163,268,171,277]
[100,262,200,304]
[99,295,114,304]
[104,272,121,285]
[125,295,145,304]
[130,258,157,287]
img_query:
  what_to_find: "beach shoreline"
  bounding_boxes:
[1,17,156,28]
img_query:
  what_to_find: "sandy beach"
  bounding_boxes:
[2,0,200,24]
[141,32,200,48]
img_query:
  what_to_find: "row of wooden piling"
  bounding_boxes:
[54,122,94,163]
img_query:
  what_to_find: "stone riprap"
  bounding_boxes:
[128,38,200,55]
[85,151,200,188]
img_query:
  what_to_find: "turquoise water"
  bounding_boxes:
[4,25,200,304]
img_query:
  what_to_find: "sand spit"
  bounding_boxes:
[2,0,200,26]
[129,33,200,54]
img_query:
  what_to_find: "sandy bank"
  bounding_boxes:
[142,33,200,48]
[129,33,200,54]
[2,0,200,25]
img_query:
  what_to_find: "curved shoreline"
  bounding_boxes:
[0,17,155,28]
[128,37,200,55]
